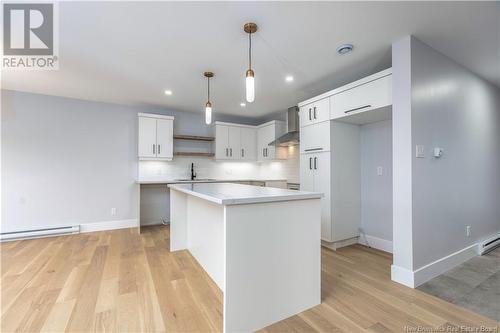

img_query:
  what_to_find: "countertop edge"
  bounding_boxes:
[136,178,289,185]
[168,184,322,206]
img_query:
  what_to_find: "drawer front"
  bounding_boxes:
[300,121,330,154]
[330,74,392,120]
[300,98,330,127]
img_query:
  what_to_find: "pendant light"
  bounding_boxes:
[244,23,257,103]
[204,71,214,125]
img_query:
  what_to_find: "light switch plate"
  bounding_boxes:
[416,145,425,158]
[377,166,383,176]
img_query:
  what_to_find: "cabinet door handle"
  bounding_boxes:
[313,106,317,119]
[304,148,323,152]
[308,108,312,121]
[226,148,228,156]
[158,145,161,155]
[314,157,318,170]
[153,144,156,155]
[230,148,232,157]
[242,148,244,157]
[309,157,312,170]
[344,104,371,114]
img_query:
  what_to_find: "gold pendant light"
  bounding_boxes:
[204,71,214,125]
[244,23,257,103]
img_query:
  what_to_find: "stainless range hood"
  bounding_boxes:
[268,106,299,147]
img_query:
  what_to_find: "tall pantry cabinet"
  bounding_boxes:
[299,68,392,248]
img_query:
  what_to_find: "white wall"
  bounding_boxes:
[1,90,139,232]
[360,120,392,242]
[391,36,500,287]
[410,37,500,268]
[1,90,299,232]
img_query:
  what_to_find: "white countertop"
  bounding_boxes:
[136,178,288,185]
[168,183,322,205]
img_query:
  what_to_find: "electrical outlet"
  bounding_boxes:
[111,207,117,216]
[466,225,471,237]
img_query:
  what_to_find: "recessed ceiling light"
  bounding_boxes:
[164,90,173,95]
[337,44,354,55]
[240,102,246,107]
[285,75,294,82]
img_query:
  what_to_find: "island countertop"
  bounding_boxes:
[168,182,322,205]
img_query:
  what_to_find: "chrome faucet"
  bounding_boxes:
[190,163,197,180]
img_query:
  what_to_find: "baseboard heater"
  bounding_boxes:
[0,225,80,242]
[478,234,500,255]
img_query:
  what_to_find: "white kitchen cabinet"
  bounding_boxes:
[215,124,230,159]
[240,127,256,160]
[299,98,329,127]
[156,119,174,158]
[300,152,332,241]
[228,126,241,159]
[300,121,330,154]
[215,122,255,160]
[257,120,286,161]
[138,113,174,160]
[330,72,392,120]
[298,70,392,247]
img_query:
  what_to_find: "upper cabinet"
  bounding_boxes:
[215,122,256,161]
[240,127,257,160]
[215,120,285,162]
[330,70,392,120]
[299,98,329,127]
[138,113,174,161]
[257,120,286,161]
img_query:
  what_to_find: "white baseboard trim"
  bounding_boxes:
[358,235,393,253]
[391,264,415,288]
[322,237,358,250]
[80,219,138,233]
[391,243,478,288]
[413,243,478,287]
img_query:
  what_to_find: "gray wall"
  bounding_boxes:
[410,38,500,269]
[1,90,263,232]
[360,119,393,241]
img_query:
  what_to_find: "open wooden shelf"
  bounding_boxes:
[174,152,215,157]
[173,135,215,142]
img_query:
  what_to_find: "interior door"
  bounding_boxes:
[138,116,157,158]
[240,127,256,160]
[228,126,241,160]
[313,152,332,242]
[215,125,229,159]
[156,119,173,159]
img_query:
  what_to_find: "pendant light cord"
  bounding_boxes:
[207,76,210,102]
[248,32,252,70]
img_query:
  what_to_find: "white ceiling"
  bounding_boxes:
[2,1,499,118]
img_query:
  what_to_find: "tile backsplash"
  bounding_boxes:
[138,145,299,183]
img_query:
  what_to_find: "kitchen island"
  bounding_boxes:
[168,183,322,332]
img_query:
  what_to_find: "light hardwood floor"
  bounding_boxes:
[1,226,498,332]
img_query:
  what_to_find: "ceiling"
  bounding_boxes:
[2,1,499,118]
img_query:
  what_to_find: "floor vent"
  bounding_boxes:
[0,225,80,242]
[478,234,500,255]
